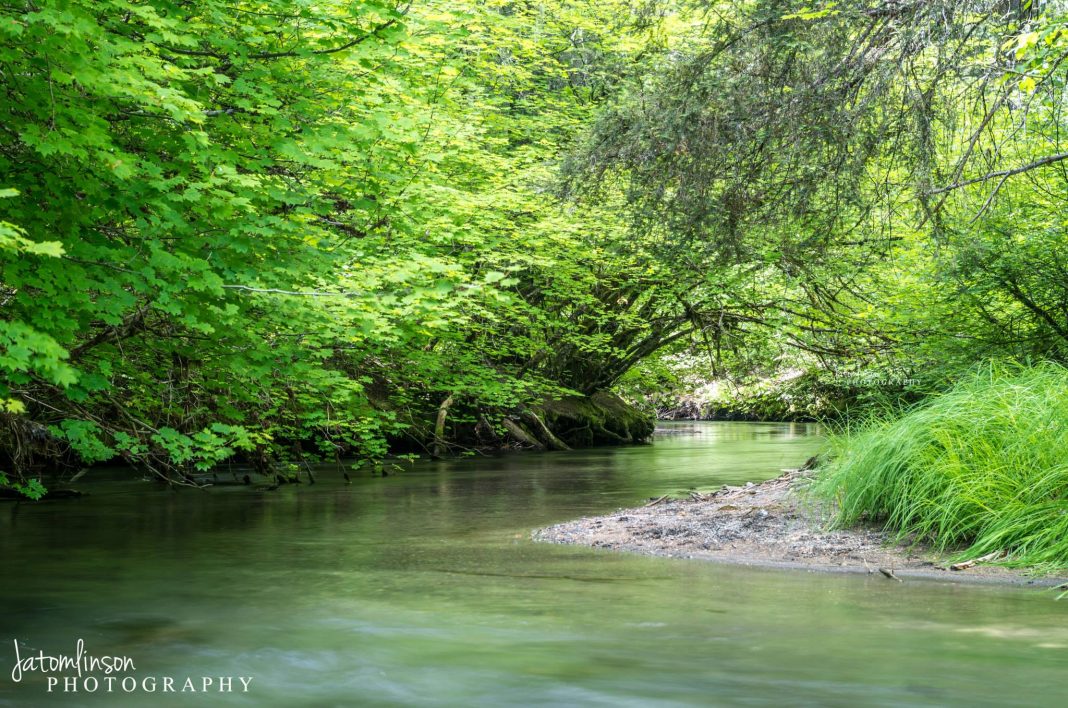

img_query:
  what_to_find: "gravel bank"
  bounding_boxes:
[533,470,1068,587]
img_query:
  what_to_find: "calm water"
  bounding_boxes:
[2,422,1066,707]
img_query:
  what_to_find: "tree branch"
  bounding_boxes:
[160,17,401,62]
[221,285,363,297]
[927,151,1068,196]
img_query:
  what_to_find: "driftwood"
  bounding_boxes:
[519,410,571,451]
[949,550,1005,571]
[643,494,669,507]
[501,418,545,450]
[878,567,903,582]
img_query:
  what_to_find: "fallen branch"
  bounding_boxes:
[949,550,1005,571]
[879,567,903,582]
[501,418,545,450]
[520,409,571,451]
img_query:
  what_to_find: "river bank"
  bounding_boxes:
[534,468,1068,588]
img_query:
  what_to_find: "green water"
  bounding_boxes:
[2,422,1066,707]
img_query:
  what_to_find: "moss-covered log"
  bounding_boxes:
[538,392,654,447]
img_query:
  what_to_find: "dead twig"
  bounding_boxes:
[949,550,1005,571]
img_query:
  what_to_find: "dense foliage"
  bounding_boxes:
[6,0,1068,506]
[0,0,680,492]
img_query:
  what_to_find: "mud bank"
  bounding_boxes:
[534,470,1068,588]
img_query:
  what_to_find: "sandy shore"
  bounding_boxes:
[533,470,1068,588]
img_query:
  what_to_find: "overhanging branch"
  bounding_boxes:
[926,151,1068,196]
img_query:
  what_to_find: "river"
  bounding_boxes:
[2,422,1066,706]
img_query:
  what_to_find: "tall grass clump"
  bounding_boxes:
[811,362,1068,570]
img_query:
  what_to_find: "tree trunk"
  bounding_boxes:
[432,394,454,458]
